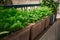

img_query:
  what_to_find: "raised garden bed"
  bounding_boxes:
[0,6,53,40]
[1,24,32,40]
[31,18,46,40]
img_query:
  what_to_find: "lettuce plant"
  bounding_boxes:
[0,6,53,37]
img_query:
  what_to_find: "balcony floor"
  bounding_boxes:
[34,12,60,40]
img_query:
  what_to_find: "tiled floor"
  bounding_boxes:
[39,14,60,40]
[56,14,60,18]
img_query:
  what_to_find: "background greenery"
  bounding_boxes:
[41,0,58,12]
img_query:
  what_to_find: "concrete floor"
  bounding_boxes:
[39,14,60,40]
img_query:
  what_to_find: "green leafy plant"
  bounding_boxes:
[0,7,24,32]
[26,6,53,23]
[0,6,53,38]
[41,0,58,12]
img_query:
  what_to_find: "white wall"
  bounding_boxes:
[11,0,40,5]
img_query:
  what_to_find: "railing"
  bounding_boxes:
[0,4,41,10]
[0,4,40,8]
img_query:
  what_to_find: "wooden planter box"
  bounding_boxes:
[0,17,50,40]
[54,11,57,21]
[31,19,46,40]
[1,24,33,40]
[45,16,50,28]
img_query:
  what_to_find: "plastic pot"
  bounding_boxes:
[50,14,55,25]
